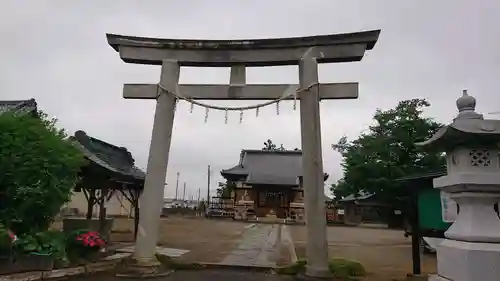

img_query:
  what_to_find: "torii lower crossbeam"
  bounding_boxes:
[123,83,358,100]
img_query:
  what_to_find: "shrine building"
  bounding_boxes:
[221,149,328,219]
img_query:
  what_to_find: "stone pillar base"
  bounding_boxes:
[303,265,331,279]
[434,239,500,281]
[115,256,172,278]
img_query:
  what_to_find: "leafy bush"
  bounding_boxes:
[328,258,366,279]
[276,258,366,280]
[0,223,15,256]
[0,111,85,233]
[66,229,105,260]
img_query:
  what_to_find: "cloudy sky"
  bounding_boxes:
[1,0,499,200]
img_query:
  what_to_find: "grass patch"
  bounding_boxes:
[155,254,203,270]
[276,258,365,280]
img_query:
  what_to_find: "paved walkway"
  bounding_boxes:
[69,269,294,281]
[219,224,281,267]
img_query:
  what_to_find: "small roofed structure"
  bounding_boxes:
[337,192,390,226]
[70,130,145,239]
[221,149,328,219]
[0,99,38,116]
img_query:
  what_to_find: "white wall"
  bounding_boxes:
[65,190,134,217]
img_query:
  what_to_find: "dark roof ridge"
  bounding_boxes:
[73,130,135,165]
[242,149,302,154]
[0,98,38,115]
[0,98,36,104]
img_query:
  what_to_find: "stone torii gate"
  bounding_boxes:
[106,30,380,277]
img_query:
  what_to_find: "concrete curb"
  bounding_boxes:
[115,269,174,279]
[282,225,298,263]
[406,274,430,281]
[198,262,275,272]
[0,253,131,281]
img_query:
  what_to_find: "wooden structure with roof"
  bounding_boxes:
[71,130,145,238]
[221,149,329,219]
[337,192,391,225]
[0,99,38,116]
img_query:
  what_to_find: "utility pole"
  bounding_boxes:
[175,172,180,200]
[182,182,186,202]
[207,165,211,206]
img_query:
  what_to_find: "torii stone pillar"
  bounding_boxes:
[417,90,500,281]
[106,30,380,277]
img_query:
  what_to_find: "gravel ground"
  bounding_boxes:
[290,225,436,281]
[53,216,249,263]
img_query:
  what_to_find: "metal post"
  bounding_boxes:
[183,182,186,202]
[207,165,211,205]
[175,172,180,200]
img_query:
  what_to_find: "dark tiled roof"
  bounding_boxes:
[395,171,447,182]
[0,99,37,115]
[71,130,145,182]
[221,150,302,186]
[338,191,374,202]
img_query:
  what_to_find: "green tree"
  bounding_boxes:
[0,111,86,233]
[331,99,446,204]
[330,179,352,200]
[216,181,235,198]
[262,139,299,151]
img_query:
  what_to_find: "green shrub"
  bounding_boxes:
[328,258,366,279]
[0,112,85,233]
[0,223,14,255]
[275,259,307,275]
[13,231,67,258]
[276,258,366,280]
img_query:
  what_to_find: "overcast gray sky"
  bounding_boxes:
[1,0,499,200]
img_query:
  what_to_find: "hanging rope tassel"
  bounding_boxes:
[204,108,209,123]
[293,92,297,111]
[155,82,319,123]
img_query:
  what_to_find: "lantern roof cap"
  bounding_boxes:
[416,90,500,150]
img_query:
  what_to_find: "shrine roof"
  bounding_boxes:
[221,150,303,186]
[338,191,374,202]
[0,99,37,115]
[71,130,145,182]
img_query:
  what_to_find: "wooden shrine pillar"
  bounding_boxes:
[133,60,179,267]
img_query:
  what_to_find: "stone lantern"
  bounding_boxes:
[416,90,500,281]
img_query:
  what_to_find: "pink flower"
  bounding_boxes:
[7,230,17,243]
